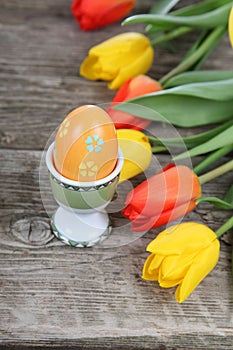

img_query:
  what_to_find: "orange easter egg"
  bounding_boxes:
[53,105,118,182]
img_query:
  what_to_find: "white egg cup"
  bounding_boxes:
[46,142,124,247]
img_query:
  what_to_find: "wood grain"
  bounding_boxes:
[0,149,232,348]
[0,0,233,348]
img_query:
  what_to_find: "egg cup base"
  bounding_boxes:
[51,207,111,248]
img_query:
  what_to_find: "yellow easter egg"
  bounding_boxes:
[53,105,118,181]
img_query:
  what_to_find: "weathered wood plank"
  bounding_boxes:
[0,149,232,348]
[0,0,233,348]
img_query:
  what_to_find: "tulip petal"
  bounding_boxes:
[131,214,157,232]
[142,253,161,280]
[159,252,196,282]
[72,0,135,31]
[116,129,152,182]
[107,75,162,130]
[175,239,220,303]
[159,276,183,288]
[108,46,154,89]
[149,254,164,272]
[123,165,201,219]
[147,223,217,255]
[126,75,162,100]
[80,32,154,89]
[129,200,197,232]
[80,55,117,80]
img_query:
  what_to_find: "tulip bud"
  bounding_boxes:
[71,0,135,31]
[107,75,162,130]
[116,129,152,183]
[142,222,220,303]
[80,32,154,89]
[122,165,201,231]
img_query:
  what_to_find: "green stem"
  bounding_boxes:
[215,215,233,238]
[159,25,226,85]
[194,144,233,175]
[199,159,233,184]
[151,145,167,153]
[181,29,209,61]
[150,26,192,46]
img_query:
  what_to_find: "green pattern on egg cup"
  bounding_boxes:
[51,214,111,247]
[50,174,119,210]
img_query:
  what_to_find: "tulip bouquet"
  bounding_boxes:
[71,0,233,302]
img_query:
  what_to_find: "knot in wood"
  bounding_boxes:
[10,217,54,247]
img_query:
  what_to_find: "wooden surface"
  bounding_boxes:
[0,0,233,349]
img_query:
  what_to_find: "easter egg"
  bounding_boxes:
[53,105,118,182]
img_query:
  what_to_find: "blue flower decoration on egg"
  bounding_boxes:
[85,135,104,153]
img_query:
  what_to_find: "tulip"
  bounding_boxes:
[142,222,220,303]
[80,32,154,89]
[107,75,163,130]
[229,6,233,47]
[116,129,152,182]
[122,165,201,232]
[71,0,135,31]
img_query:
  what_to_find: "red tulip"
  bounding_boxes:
[107,75,162,130]
[71,0,135,31]
[122,164,202,232]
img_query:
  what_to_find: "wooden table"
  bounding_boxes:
[0,1,232,349]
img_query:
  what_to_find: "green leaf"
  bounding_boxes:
[150,0,181,14]
[174,126,233,159]
[171,0,233,17]
[147,0,232,34]
[115,80,233,127]
[196,197,233,209]
[159,26,226,84]
[162,79,233,101]
[115,98,233,127]
[224,185,233,205]
[164,70,233,88]
[122,3,232,29]
[147,0,181,39]
[149,120,233,149]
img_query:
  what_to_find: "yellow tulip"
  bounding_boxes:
[116,129,152,183]
[80,32,154,89]
[142,222,220,303]
[229,6,233,47]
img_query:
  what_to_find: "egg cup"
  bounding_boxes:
[46,142,124,247]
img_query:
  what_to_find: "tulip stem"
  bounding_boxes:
[159,25,226,85]
[150,26,192,46]
[151,145,167,153]
[194,144,233,175]
[199,159,233,184]
[215,215,233,238]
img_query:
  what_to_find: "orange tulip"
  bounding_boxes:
[107,75,163,130]
[71,0,135,31]
[122,164,201,232]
